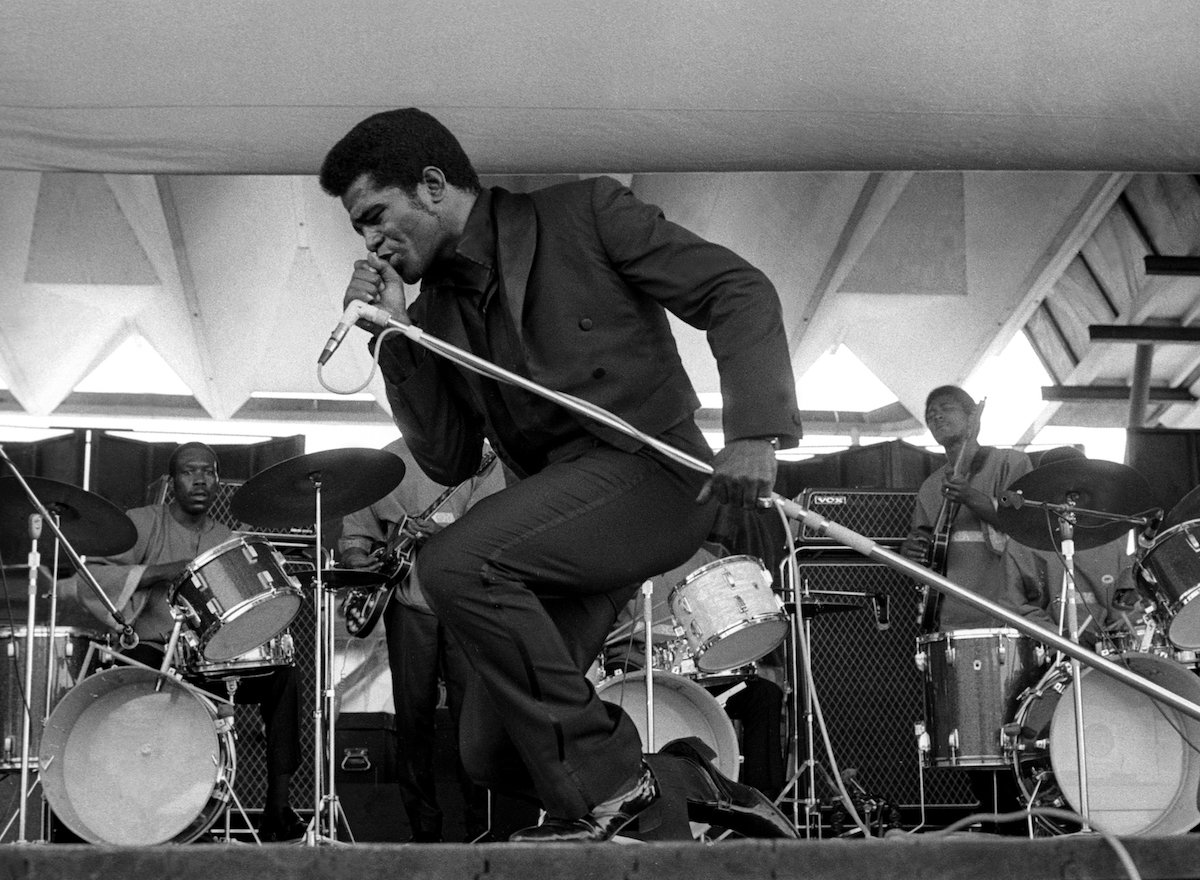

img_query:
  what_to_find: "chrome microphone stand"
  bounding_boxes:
[1055,511,1092,829]
[16,515,42,843]
[306,474,351,845]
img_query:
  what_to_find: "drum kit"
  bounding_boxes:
[916,457,1200,836]
[0,446,406,846]
[594,554,795,784]
[593,551,878,803]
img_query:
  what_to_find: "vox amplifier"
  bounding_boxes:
[798,489,916,546]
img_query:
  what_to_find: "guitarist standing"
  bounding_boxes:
[901,385,1033,631]
[339,437,506,842]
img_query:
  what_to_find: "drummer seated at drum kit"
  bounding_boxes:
[79,442,307,842]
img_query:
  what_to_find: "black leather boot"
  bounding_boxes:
[509,763,660,843]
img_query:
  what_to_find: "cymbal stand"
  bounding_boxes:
[1053,510,1092,830]
[774,551,879,838]
[305,472,351,846]
[640,580,655,748]
[782,574,819,837]
[1002,494,1155,832]
[14,514,42,843]
[0,445,140,646]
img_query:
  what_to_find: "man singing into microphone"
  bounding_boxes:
[318,108,802,842]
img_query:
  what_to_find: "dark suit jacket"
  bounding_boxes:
[379,176,802,485]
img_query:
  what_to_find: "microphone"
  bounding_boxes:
[1138,508,1165,549]
[317,300,395,365]
[28,513,42,540]
[998,490,1024,510]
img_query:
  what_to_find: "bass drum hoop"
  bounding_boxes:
[38,666,234,845]
[596,669,740,781]
[1012,653,1200,836]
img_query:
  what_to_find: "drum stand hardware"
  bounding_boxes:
[305,477,351,845]
[14,515,42,844]
[998,489,1158,831]
[0,446,147,845]
[775,565,871,839]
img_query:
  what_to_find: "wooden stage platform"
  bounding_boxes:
[3,835,1200,880]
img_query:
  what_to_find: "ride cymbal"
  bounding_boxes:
[230,448,405,528]
[0,476,137,562]
[996,458,1157,551]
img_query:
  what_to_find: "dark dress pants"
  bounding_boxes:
[417,437,716,820]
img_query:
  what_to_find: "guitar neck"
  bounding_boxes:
[391,450,498,551]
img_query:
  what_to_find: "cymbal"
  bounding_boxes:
[996,458,1157,552]
[0,476,137,562]
[230,448,406,528]
[297,567,387,590]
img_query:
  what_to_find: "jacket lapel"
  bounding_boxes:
[490,187,536,347]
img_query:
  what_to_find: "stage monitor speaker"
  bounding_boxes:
[796,558,975,808]
[798,489,917,546]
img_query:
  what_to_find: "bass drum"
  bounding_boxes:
[597,669,740,781]
[38,666,234,845]
[1010,653,1200,836]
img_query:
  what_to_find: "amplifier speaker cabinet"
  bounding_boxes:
[798,489,917,546]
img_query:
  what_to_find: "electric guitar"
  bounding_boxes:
[341,450,498,637]
[917,399,985,632]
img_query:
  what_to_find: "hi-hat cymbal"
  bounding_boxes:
[996,458,1157,551]
[230,448,406,528]
[0,476,137,562]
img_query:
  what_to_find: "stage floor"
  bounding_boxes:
[3,835,1200,880]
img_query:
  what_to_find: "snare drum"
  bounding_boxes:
[669,555,787,673]
[916,627,1045,768]
[1009,654,1200,836]
[179,630,295,680]
[1,626,99,770]
[39,666,235,844]
[170,536,303,662]
[1138,521,1200,649]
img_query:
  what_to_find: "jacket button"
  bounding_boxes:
[579,318,594,331]
[592,367,606,379]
